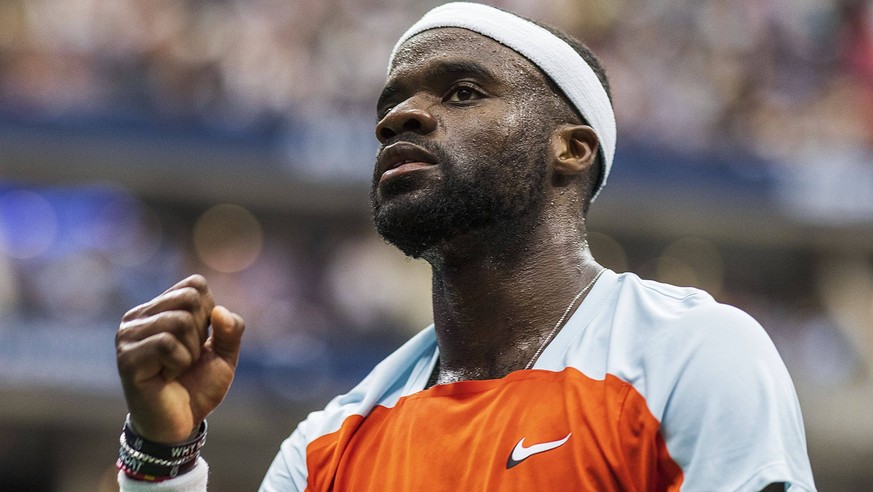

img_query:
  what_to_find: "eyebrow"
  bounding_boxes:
[431,60,497,81]
[377,60,498,112]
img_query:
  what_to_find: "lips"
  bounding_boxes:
[376,142,437,184]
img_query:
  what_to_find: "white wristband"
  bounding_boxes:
[118,457,208,492]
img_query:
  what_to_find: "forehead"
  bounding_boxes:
[388,28,550,88]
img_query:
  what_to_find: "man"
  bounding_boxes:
[114,3,816,491]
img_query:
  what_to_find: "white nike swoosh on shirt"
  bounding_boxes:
[506,433,572,469]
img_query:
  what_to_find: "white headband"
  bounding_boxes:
[389,2,616,201]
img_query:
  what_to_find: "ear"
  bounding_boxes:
[550,125,599,176]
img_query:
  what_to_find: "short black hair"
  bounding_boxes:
[521,17,613,212]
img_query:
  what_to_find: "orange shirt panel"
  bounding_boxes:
[306,368,682,491]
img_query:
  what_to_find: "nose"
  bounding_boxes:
[376,101,437,143]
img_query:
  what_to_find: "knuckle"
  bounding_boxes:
[116,345,135,371]
[116,316,149,340]
[166,311,196,336]
[154,332,178,355]
[186,274,208,292]
[177,287,202,310]
[116,319,142,343]
[121,306,143,323]
[171,315,204,352]
[176,309,197,326]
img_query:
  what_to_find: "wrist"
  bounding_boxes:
[117,414,207,482]
[128,415,201,444]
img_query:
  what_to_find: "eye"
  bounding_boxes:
[378,106,394,120]
[445,85,483,103]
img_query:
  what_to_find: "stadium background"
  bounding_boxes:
[0,0,871,490]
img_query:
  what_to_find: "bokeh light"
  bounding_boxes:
[0,190,58,259]
[66,186,164,267]
[192,203,264,273]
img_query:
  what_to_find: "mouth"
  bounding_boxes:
[376,142,437,184]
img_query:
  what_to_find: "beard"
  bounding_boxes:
[371,136,548,260]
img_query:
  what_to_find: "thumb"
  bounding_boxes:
[210,305,245,367]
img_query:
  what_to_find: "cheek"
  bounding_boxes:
[436,96,553,174]
[497,102,551,159]
[500,110,524,138]
[449,103,536,156]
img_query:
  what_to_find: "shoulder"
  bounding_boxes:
[612,271,746,322]
[591,272,785,415]
[556,271,771,382]
[610,272,768,349]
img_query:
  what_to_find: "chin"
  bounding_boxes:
[372,206,440,260]
[370,157,548,261]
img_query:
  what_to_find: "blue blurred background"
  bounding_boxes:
[0,0,871,490]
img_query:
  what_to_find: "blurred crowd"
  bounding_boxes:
[0,0,870,399]
[2,0,873,160]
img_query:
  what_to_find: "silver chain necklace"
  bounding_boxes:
[524,268,605,370]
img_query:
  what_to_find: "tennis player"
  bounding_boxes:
[114,3,816,490]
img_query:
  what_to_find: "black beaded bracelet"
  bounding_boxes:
[117,447,199,481]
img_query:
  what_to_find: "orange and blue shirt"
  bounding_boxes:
[259,270,815,491]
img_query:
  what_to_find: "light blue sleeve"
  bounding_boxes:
[653,303,816,492]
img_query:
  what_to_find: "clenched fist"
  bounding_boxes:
[116,275,245,443]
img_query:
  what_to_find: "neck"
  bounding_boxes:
[426,215,602,386]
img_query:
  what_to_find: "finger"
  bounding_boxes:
[143,287,214,343]
[209,306,245,368]
[118,310,204,362]
[117,332,194,385]
[172,276,216,326]
[122,290,215,350]
[161,274,209,296]
[123,275,215,324]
